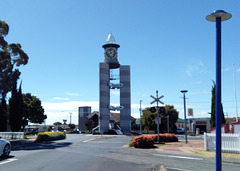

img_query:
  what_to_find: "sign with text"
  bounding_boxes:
[188,108,193,116]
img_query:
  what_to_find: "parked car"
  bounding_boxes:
[0,137,11,157]
[176,128,185,134]
[71,129,81,134]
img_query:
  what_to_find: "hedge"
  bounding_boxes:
[131,135,155,148]
[131,133,178,148]
[35,131,66,142]
[146,133,178,142]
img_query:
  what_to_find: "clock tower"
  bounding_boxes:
[99,33,131,134]
[102,33,120,69]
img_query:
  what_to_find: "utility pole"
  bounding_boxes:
[70,113,72,124]
[181,90,188,144]
[167,115,169,133]
[139,100,142,134]
[233,64,239,122]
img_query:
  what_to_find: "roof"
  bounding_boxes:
[87,111,99,119]
[106,33,116,44]
[176,118,187,123]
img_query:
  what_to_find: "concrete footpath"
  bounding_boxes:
[155,139,240,164]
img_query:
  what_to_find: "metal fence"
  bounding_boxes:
[0,132,24,139]
[204,133,240,153]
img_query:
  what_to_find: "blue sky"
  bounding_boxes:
[1,0,240,125]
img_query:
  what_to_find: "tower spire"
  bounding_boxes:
[106,33,116,44]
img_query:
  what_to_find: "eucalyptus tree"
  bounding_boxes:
[0,20,28,131]
[0,20,29,99]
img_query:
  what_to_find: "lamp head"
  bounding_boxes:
[206,10,232,22]
[181,90,188,93]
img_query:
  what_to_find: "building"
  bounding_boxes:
[176,117,211,134]
[78,106,91,130]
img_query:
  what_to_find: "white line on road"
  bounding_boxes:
[166,167,192,171]
[0,158,18,165]
[153,154,204,161]
[83,138,97,142]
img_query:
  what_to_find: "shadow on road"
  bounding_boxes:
[11,140,72,151]
[0,155,15,161]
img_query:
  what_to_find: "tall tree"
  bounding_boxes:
[0,21,28,105]
[210,81,226,128]
[22,93,45,130]
[9,82,23,131]
[142,105,179,133]
[0,20,28,130]
[0,98,8,131]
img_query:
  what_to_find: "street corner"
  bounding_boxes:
[154,140,205,154]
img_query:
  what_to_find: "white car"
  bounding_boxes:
[0,137,11,156]
[176,128,185,134]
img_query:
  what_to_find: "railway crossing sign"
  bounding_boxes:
[150,95,164,105]
[150,90,164,143]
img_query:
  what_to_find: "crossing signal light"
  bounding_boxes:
[150,107,156,113]
[159,107,165,114]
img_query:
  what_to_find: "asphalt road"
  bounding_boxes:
[0,134,240,171]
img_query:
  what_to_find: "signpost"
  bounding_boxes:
[150,90,164,143]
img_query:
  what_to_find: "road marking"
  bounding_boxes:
[83,138,97,142]
[166,167,192,171]
[153,154,204,161]
[0,158,18,165]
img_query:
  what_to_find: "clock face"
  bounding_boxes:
[106,48,116,58]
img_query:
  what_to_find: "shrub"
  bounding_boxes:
[36,131,66,142]
[131,136,154,148]
[161,133,178,142]
[130,133,178,148]
[148,133,178,142]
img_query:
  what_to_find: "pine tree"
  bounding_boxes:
[0,98,8,131]
[210,81,226,128]
[9,82,22,131]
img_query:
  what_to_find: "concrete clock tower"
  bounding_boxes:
[99,33,131,133]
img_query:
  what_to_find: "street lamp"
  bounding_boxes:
[181,90,188,144]
[69,113,72,124]
[139,100,142,134]
[206,10,232,171]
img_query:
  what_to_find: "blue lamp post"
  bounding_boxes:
[206,10,232,171]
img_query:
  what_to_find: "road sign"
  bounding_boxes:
[150,95,164,105]
[150,90,164,143]
[155,117,161,125]
[188,108,193,116]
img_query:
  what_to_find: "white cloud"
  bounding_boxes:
[42,101,99,125]
[51,97,70,101]
[222,67,230,72]
[65,92,79,96]
[42,101,99,111]
[185,61,207,77]
[189,90,209,95]
[191,81,202,85]
[236,68,240,72]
